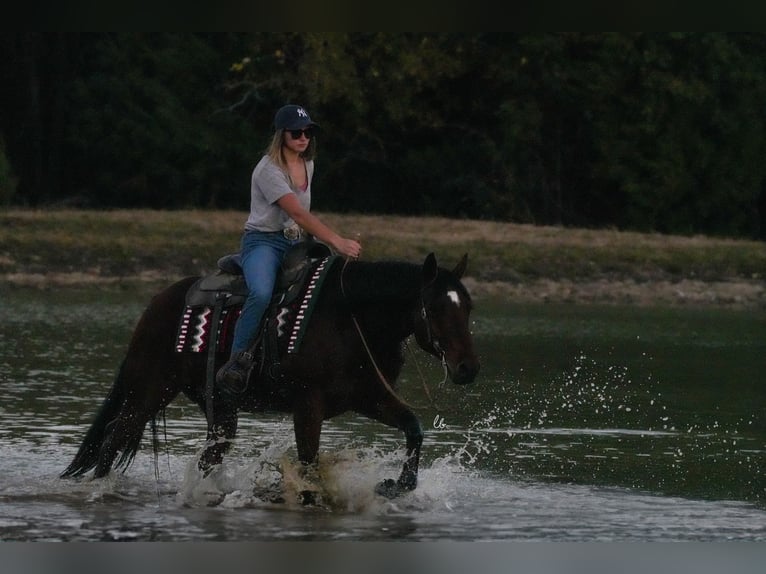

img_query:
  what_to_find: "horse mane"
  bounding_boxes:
[335,259,423,307]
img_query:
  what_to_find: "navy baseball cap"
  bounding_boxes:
[274,105,319,131]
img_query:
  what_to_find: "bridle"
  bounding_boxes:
[419,297,446,366]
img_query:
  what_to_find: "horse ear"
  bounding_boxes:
[452,253,468,279]
[423,252,438,286]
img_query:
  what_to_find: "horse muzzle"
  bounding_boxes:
[448,355,480,386]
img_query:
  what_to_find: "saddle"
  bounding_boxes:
[185,239,333,310]
[175,240,337,364]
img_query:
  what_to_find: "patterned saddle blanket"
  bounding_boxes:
[175,241,338,357]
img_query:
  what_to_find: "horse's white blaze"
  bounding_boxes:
[447,290,461,306]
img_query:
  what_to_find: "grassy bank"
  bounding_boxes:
[1,209,764,308]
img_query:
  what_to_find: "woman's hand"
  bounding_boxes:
[333,237,362,260]
[276,194,362,259]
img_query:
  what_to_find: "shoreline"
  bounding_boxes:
[462,276,765,309]
[3,270,763,310]
[2,209,764,310]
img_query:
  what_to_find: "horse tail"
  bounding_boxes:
[60,359,130,479]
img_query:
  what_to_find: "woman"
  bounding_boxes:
[216,104,362,394]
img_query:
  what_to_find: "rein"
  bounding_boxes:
[404,339,448,409]
[339,258,444,409]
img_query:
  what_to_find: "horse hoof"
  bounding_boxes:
[375,478,403,499]
[298,489,318,506]
[264,489,286,504]
[251,485,285,504]
[198,460,221,478]
[203,491,226,507]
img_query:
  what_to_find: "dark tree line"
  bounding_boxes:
[2,33,765,239]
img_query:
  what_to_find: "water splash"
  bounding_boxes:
[461,351,765,504]
[174,431,490,515]
[471,352,672,432]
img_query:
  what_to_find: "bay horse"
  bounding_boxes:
[60,248,479,499]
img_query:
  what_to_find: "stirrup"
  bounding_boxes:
[216,351,254,395]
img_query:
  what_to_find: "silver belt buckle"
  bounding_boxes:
[283,225,301,241]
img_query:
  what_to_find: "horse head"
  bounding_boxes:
[414,252,480,386]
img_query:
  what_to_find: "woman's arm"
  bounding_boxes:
[276,193,361,259]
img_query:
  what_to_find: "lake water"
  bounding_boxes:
[1,285,764,542]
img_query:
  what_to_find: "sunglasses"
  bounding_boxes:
[287,128,314,139]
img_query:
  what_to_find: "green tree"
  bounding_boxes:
[63,33,257,208]
[2,33,765,238]
[0,138,18,205]
[589,33,766,237]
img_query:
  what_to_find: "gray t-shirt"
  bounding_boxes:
[244,155,313,232]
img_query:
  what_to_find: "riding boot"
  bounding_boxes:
[216,350,254,398]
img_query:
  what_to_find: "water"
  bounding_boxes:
[1,286,765,542]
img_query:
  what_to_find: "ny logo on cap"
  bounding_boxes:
[297,108,308,118]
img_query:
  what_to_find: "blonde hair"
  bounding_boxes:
[265,129,317,186]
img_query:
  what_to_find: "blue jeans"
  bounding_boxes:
[230,230,295,355]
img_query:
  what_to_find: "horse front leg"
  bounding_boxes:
[363,399,423,498]
[292,387,325,505]
[198,404,238,475]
